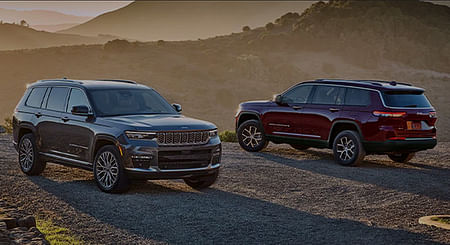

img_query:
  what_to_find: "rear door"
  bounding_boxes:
[300,85,345,140]
[262,85,314,137]
[38,87,70,156]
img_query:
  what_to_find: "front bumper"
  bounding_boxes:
[363,138,437,153]
[125,163,220,180]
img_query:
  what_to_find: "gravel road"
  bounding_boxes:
[0,134,449,244]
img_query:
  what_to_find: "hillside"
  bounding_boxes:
[0,0,449,140]
[0,23,115,50]
[0,7,90,25]
[60,1,313,41]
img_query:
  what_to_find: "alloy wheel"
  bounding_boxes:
[241,125,262,148]
[336,136,355,161]
[19,138,34,172]
[95,151,119,189]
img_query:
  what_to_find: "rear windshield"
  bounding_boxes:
[382,91,431,108]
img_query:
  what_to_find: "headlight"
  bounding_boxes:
[125,131,157,140]
[209,129,218,138]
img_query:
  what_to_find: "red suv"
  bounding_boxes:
[235,79,437,166]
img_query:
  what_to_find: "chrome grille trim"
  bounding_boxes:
[157,131,210,146]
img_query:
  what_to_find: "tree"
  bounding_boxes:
[242,26,251,32]
[265,22,275,31]
[20,20,29,27]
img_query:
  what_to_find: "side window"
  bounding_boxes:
[25,87,47,108]
[46,87,69,112]
[66,88,90,113]
[345,88,371,106]
[311,86,341,105]
[282,85,313,104]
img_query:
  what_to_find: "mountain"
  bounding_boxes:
[60,1,313,41]
[31,23,80,32]
[0,8,90,25]
[0,0,449,140]
[0,23,115,50]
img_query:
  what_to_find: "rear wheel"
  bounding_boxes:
[290,144,309,151]
[388,153,415,163]
[333,130,365,166]
[18,133,46,175]
[184,171,219,190]
[237,120,268,152]
[93,145,129,193]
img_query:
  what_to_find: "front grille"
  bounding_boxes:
[158,149,211,170]
[157,131,209,146]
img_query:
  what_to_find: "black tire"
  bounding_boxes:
[18,133,46,175]
[93,145,129,193]
[332,130,365,166]
[184,170,219,190]
[290,144,310,151]
[237,120,268,152]
[388,153,415,163]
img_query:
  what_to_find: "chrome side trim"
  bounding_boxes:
[40,152,91,166]
[125,163,220,173]
[69,143,89,150]
[268,123,290,128]
[49,150,79,158]
[273,131,321,138]
[404,138,436,141]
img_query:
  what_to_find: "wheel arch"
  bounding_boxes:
[92,134,121,163]
[236,111,261,129]
[328,120,363,148]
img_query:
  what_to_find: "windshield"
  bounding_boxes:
[382,91,431,108]
[90,89,177,116]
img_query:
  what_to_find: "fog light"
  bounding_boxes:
[211,146,221,164]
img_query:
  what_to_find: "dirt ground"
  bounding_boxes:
[0,134,449,244]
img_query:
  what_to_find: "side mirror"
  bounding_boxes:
[274,94,284,105]
[71,105,92,116]
[172,103,182,112]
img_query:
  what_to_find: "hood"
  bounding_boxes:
[240,100,274,107]
[99,114,216,131]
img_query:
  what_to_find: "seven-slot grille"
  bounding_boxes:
[157,131,209,146]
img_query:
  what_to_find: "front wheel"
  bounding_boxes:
[388,153,415,163]
[184,171,219,190]
[333,130,365,166]
[237,120,268,152]
[93,145,129,193]
[18,133,46,175]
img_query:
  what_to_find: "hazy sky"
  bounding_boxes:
[0,1,132,16]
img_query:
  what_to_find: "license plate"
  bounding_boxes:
[407,121,422,130]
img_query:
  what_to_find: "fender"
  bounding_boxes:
[328,120,363,145]
[91,134,121,162]
[236,111,261,129]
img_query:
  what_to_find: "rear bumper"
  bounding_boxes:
[125,163,220,180]
[363,138,437,153]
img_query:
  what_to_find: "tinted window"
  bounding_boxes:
[311,86,340,105]
[90,89,176,116]
[282,85,313,104]
[382,91,431,108]
[67,89,90,113]
[46,87,69,112]
[25,87,47,108]
[345,88,371,106]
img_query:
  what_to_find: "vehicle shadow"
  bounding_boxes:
[29,176,440,245]
[254,149,450,201]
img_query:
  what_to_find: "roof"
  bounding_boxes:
[29,78,150,90]
[302,79,425,92]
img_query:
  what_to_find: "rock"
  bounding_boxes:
[0,217,17,229]
[17,216,36,229]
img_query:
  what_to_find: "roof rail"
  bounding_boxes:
[37,79,83,84]
[97,79,137,84]
[316,79,412,87]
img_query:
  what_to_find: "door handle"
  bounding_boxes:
[61,116,70,122]
[292,105,302,110]
[34,112,42,118]
[329,108,340,112]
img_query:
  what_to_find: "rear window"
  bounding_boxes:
[46,87,69,112]
[382,91,431,108]
[345,88,371,106]
[25,87,47,108]
[311,86,341,105]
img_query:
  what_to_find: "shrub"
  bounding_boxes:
[265,22,275,31]
[2,117,13,134]
[242,26,251,32]
[103,39,132,51]
[157,40,165,46]
[219,131,237,142]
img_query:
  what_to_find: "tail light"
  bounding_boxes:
[373,111,406,118]
[429,111,437,118]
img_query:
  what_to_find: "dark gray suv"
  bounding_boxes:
[12,79,221,193]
